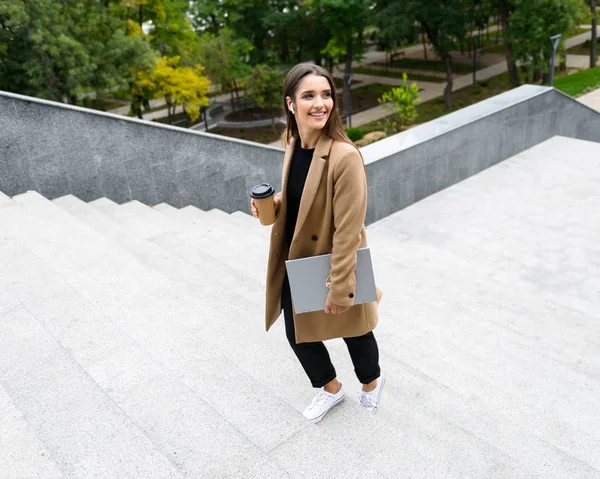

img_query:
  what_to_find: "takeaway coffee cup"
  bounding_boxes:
[250,183,276,226]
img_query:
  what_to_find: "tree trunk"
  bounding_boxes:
[345,39,353,127]
[591,0,598,68]
[498,0,520,88]
[443,54,453,111]
[132,96,143,119]
[138,4,143,28]
[281,29,290,63]
[423,23,451,108]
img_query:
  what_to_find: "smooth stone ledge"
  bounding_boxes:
[361,85,600,223]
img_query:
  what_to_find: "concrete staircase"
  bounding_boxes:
[1,135,600,478]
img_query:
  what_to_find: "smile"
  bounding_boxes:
[309,111,327,118]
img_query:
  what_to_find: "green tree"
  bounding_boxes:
[0,0,156,104]
[491,0,521,88]
[306,0,370,73]
[110,0,198,63]
[246,64,284,110]
[189,0,246,34]
[196,28,252,110]
[378,74,421,134]
[509,0,586,82]
[375,0,471,111]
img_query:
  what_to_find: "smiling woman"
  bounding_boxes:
[250,63,385,424]
[285,74,333,148]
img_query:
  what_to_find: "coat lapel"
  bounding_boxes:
[292,134,333,245]
[281,136,296,203]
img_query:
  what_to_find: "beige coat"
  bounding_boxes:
[264,134,381,343]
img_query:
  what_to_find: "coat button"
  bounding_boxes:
[349,293,354,298]
[311,235,318,241]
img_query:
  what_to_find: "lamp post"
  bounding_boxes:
[344,72,353,128]
[549,34,562,86]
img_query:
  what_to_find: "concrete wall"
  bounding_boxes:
[362,85,600,223]
[2,86,600,222]
[0,92,284,213]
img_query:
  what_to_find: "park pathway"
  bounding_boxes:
[579,88,600,111]
[347,25,600,129]
[104,23,599,144]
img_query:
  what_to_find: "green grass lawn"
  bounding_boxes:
[567,37,600,56]
[567,27,592,38]
[77,97,124,112]
[348,83,398,114]
[353,67,445,84]
[361,72,514,133]
[482,27,591,55]
[210,124,285,144]
[554,66,600,96]
[372,58,481,75]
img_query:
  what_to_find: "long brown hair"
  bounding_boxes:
[282,63,352,146]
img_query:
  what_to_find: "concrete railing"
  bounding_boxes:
[362,85,600,223]
[0,91,283,213]
[2,85,599,223]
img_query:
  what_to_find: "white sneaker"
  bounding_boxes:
[360,375,385,412]
[302,385,345,422]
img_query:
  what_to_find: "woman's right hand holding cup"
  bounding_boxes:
[251,192,281,221]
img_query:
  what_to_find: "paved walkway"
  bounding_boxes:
[347,26,600,129]
[112,24,600,141]
[579,87,600,111]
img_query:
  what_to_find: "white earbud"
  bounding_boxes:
[289,104,295,114]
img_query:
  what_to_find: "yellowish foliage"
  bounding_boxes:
[152,56,211,122]
[126,19,146,38]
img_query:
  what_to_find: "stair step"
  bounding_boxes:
[0,382,64,479]
[152,202,178,213]
[51,194,295,364]
[53,194,266,307]
[150,225,269,284]
[0,238,290,477]
[6,191,307,453]
[231,210,272,237]
[90,197,181,239]
[0,190,11,205]
[0,280,184,478]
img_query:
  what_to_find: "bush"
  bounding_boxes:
[377,73,420,134]
[347,127,365,142]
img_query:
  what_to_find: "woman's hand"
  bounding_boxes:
[273,192,282,218]
[324,299,349,315]
[252,192,282,219]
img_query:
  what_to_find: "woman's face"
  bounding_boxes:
[288,74,334,134]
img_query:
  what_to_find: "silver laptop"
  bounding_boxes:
[285,248,377,314]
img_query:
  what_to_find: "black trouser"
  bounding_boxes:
[281,274,381,388]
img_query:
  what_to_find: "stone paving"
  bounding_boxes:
[579,87,600,111]
[1,135,599,477]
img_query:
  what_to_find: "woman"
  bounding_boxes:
[251,63,384,423]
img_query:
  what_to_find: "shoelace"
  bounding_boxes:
[308,391,334,410]
[360,390,377,409]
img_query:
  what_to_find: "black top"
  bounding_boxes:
[285,141,315,248]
